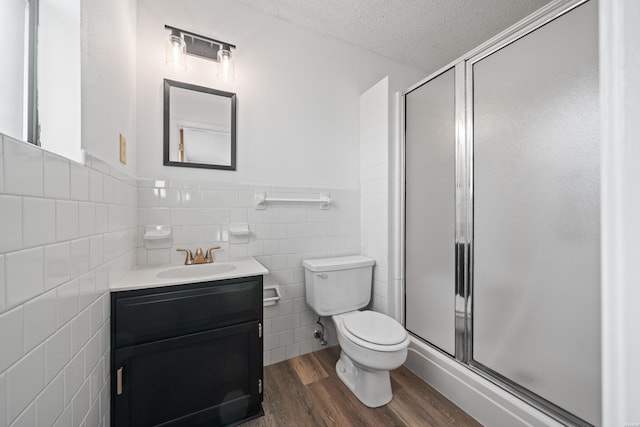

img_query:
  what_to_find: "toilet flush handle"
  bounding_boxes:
[316,273,328,279]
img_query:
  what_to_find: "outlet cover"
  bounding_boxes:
[119,134,127,164]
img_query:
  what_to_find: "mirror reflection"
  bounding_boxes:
[163,79,236,170]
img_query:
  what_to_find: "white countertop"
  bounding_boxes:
[111,257,269,292]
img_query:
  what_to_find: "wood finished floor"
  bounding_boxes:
[242,346,481,427]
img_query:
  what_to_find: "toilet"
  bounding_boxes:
[302,255,410,407]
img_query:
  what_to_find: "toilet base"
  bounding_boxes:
[335,351,392,408]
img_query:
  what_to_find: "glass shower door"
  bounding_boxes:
[471,1,600,424]
[405,68,456,355]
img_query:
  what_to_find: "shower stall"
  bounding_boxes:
[402,0,600,425]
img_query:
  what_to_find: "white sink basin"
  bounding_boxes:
[113,257,269,292]
[156,263,237,279]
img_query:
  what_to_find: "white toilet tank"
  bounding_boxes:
[302,255,375,316]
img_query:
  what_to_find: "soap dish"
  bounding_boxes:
[229,223,250,236]
[229,223,250,244]
[144,225,172,249]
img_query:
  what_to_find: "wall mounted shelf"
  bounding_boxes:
[254,191,331,210]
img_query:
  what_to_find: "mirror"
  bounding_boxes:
[164,79,236,170]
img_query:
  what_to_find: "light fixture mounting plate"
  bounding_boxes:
[164,25,235,62]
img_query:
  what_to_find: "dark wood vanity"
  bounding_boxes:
[110,275,264,427]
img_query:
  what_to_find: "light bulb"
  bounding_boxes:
[217,47,235,82]
[165,34,186,72]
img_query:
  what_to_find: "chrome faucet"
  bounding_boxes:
[176,246,221,265]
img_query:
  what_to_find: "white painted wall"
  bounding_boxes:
[39,0,82,162]
[136,0,424,189]
[600,0,640,425]
[81,0,137,175]
[389,90,404,321]
[360,77,390,313]
[0,0,28,142]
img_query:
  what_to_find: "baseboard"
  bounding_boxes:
[404,337,563,427]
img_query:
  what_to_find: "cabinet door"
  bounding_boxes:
[113,277,262,347]
[113,321,262,427]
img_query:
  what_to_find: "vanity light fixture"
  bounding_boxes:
[165,25,236,81]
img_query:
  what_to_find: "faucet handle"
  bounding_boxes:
[193,248,206,264]
[176,248,194,265]
[205,246,222,263]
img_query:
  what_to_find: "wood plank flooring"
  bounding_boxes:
[242,346,481,427]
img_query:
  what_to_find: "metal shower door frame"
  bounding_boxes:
[401,0,594,425]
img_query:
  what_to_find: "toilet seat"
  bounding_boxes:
[338,311,409,352]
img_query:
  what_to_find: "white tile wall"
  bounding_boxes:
[35,371,64,427]
[69,162,90,201]
[0,372,6,427]
[0,308,24,373]
[52,407,71,427]
[64,351,84,407]
[6,247,44,307]
[79,203,97,237]
[56,201,79,242]
[0,135,137,427]
[3,138,43,197]
[43,153,70,200]
[10,403,35,427]
[1,129,367,426]
[0,195,22,253]
[137,179,361,364]
[0,256,4,311]
[89,236,104,270]
[7,344,45,421]
[23,198,56,247]
[0,140,4,193]
[24,290,57,352]
[45,324,72,384]
[44,243,71,290]
[89,170,104,203]
[71,310,91,355]
[70,239,90,278]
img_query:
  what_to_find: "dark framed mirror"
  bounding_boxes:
[163,79,236,170]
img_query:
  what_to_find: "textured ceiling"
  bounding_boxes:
[236,0,551,73]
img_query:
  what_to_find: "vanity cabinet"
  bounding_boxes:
[110,276,264,427]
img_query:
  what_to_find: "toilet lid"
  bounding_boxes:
[343,311,407,346]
